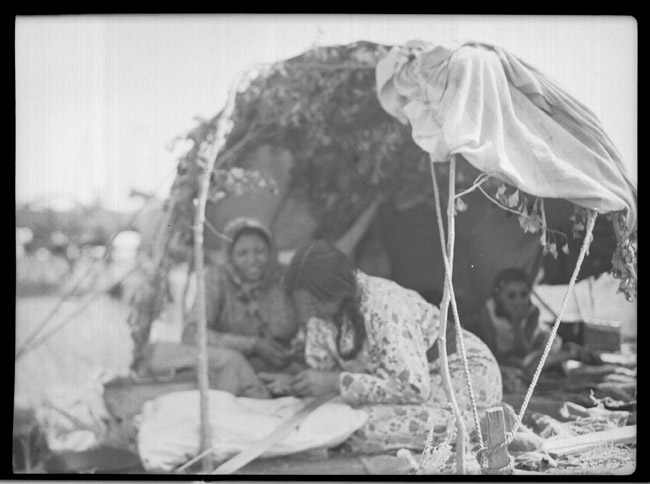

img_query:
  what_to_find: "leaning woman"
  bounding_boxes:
[267,240,502,454]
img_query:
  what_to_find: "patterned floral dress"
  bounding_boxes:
[304,271,503,453]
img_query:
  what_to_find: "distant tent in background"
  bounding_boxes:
[127,40,636,372]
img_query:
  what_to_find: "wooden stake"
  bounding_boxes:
[212,394,335,474]
[485,407,510,474]
[542,425,636,458]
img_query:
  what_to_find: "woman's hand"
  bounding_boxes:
[253,337,292,368]
[257,372,295,397]
[291,370,341,397]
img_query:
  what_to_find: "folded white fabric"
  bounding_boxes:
[137,390,368,472]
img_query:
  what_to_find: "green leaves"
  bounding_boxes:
[487,184,575,260]
[496,183,508,204]
[507,189,520,208]
[569,206,592,239]
[542,242,558,259]
[454,197,468,213]
[609,211,637,301]
[518,213,543,234]
[208,168,278,202]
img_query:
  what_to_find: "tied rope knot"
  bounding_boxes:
[476,431,515,475]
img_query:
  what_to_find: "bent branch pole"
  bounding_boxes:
[193,150,216,472]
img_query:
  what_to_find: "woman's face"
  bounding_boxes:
[230,233,270,282]
[293,289,343,323]
[496,280,531,321]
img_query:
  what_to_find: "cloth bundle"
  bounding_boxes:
[137,390,368,472]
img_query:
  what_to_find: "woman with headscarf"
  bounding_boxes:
[260,240,502,454]
[144,217,301,399]
[182,217,302,373]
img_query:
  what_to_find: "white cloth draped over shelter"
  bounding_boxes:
[375,40,637,233]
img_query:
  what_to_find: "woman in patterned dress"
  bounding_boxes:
[261,240,502,454]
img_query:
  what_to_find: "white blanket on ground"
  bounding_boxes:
[137,390,369,472]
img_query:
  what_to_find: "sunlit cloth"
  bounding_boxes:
[137,390,368,472]
[376,40,636,233]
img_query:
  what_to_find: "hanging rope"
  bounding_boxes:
[476,209,598,473]
[426,157,466,474]
[429,158,485,449]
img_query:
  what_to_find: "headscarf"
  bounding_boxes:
[221,217,283,323]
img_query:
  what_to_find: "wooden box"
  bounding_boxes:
[582,320,621,352]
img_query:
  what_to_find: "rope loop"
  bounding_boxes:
[477,432,515,475]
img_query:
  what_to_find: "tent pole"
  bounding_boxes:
[193,152,218,472]
[429,156,466,474]
[187,71,242,474]
[445,157,467,471]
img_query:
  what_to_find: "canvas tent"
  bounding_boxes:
[127,40,636,372]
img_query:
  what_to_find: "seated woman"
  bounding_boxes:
[260,240,502,454]
[465,267,566,389]
[145,217,302,398]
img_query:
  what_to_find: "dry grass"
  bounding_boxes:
[546,443,636,476]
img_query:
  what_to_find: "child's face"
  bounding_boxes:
[497,281,531,321]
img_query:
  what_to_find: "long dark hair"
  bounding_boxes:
[284,240,366,359]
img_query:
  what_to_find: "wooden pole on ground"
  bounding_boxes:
[485,406,510,474]
[212,394,335,474]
